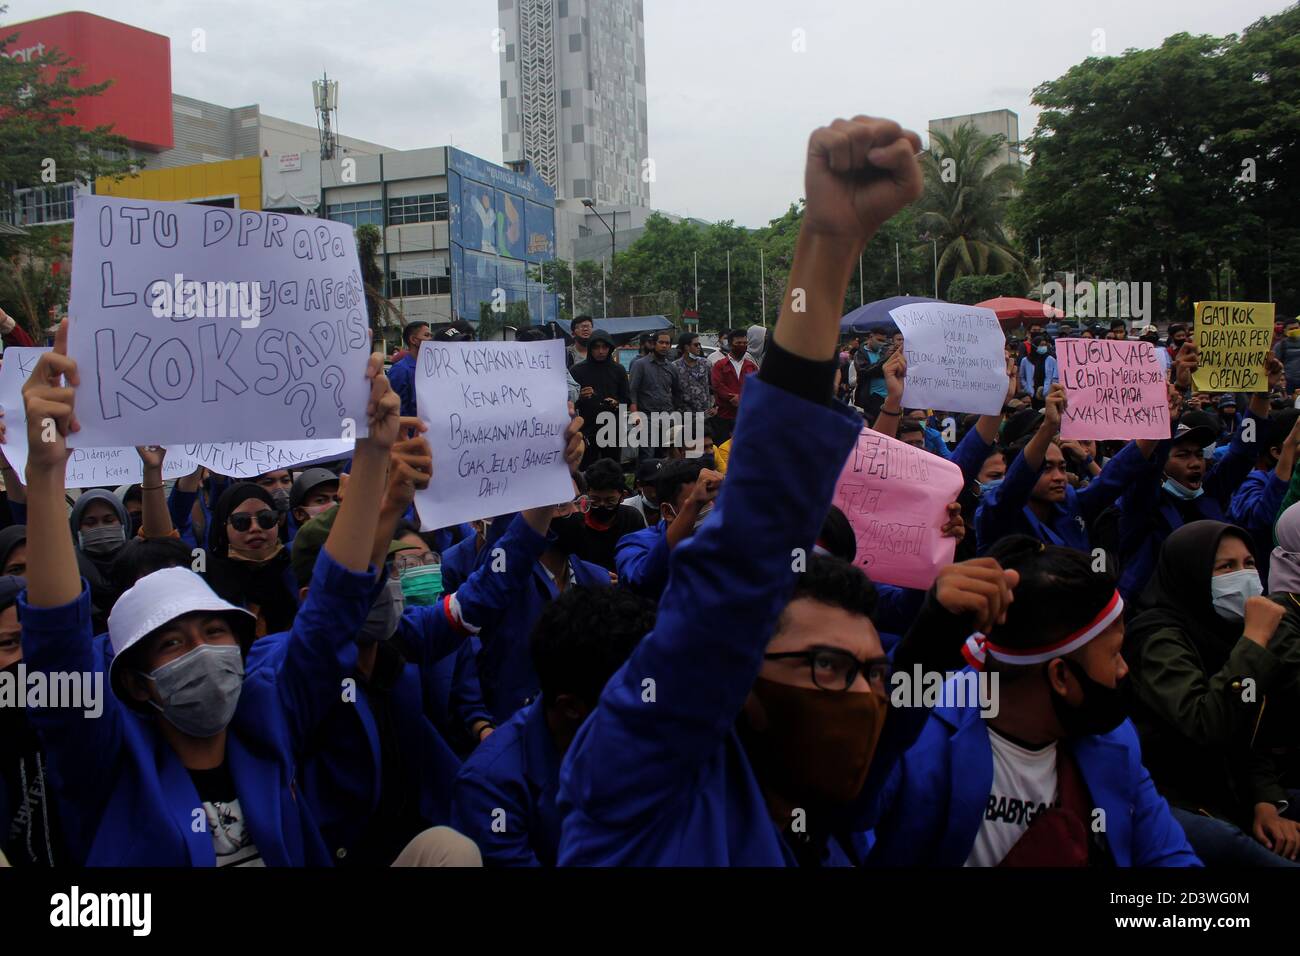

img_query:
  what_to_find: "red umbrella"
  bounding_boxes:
[975,297,1066,322]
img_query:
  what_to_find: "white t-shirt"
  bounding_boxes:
[964,728,1059,867]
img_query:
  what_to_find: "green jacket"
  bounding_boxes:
[1127,622,1288,825]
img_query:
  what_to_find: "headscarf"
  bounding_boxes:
[205,482,297,635]
[1126,520,1252,674]
[208,482,278,558]
[68,489,129,538]
[1269,502,1300,595]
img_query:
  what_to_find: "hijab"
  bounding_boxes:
[206,482,297,635]
[1269,502,1300,595]
[0,525,26,571]
[1126,520,1252,674]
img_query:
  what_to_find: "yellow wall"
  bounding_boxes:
[96,157,261,211]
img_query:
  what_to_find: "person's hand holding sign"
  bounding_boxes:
[1173,343,1199,390]
[1042,382,1066,435]
[21,319,81,608]
[562,416,585,475]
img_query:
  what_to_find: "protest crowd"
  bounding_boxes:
[6,114,1300,871]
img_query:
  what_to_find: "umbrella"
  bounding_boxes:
[975,297,1066,322]
[840,295,942,334]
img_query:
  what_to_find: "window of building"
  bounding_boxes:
[569,33,582,52]
[571,125,584,143]
[506,43,515,63]
[387,193,448,225]
[561,89,571,108]
[389,267,450,298]
[558,0,568,16]
[2,183,76,225]
[325,199,383,228]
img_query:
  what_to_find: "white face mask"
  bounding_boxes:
[1210,568,1264,621]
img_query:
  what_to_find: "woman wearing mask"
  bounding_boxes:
[205,483,299,637]
[19,329,402,866]
[1017,335,1058,409]
[1126,520,1300,865]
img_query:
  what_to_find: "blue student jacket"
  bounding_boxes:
[974,439,1149,553]
[1228,467,1289,579]
[865,678,1201,867]
[477,551,611,725]
[450,700,561,866]
[17,550,378,867]
[556,376,866,866]
[614,520,670,599]
[1117,416,1261,599]
[244,513,548,862]
[388,353,418,419]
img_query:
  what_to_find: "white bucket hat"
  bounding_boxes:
[107,567,256,704]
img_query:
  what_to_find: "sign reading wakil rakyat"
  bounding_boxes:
[1193,300,1275,393]
[66,195,372,448]
[1058,339,1169,440]
[412,339,571,530]
[889,303,1007,416]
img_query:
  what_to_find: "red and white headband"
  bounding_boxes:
[962,590,1124,670]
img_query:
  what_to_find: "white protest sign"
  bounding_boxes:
[0,347,202,487]
[413,339,571,530]
[889,302,1007,415]
[66,195,372,448]
[181,439,354,479]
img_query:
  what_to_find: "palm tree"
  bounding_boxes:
[917,124,1024,296]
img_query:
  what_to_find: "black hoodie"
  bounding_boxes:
[570,330,630,429]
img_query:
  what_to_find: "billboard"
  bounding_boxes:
[5,12,174,151]
[447,148,556,326]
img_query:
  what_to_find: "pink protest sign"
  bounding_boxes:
[831,428,963,591]
[1057,339,1169,440]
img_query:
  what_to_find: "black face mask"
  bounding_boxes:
[589,504,619,524]
[549,513,586,555]
[129,513,144,538]
[1048,658,1128,737]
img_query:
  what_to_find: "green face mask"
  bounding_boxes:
[399,564,443,606]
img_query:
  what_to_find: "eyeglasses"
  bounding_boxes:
[763,647,891,692]
[228,509,279,533]
[391,551,439,574]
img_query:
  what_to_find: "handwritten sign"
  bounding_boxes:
[180,440,353,479]
[1057,339,1169,440]
[0,347,201,487]
[412,339,571,530]
[1193,300,1274,392]
[832,428,964,590]
[66,195,372,448]
[889,303,1007,415]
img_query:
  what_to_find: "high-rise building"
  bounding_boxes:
[928,109,1026,170]
[498,0,650,209]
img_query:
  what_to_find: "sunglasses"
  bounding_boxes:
[228,509,279,533]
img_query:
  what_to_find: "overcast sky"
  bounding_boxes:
[10,0,1293,226]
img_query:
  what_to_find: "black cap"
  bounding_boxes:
[434,320,475,342]
[635,458,663,484]
[290,467,340,511]
[1173,410,1219,448]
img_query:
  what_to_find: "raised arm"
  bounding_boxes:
[134,445,175,538]
[870,350,906,438]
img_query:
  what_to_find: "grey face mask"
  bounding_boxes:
[141,643,244,738]
[79,524,127,554]
[358,577,405,643]
[269,487,291,514]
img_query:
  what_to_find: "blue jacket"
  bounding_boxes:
[245,512,548,863]
[1117,416,1262,599]
[1019,355,1058,396]
[477,550,611,725]
[389,354,418,419]
[450,700,561,866]
[18,550,377,866]
[947,425,996,485]
[1228,466,1289,581]
[614,520,670,599]
[975,439,1149,553]
[556,375,866,865]
[866,679,1201,867]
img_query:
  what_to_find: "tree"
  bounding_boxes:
[0,6,137,217]
[1009,7,1300,318]
[0,225,69,336]
[354,223,399,335]
[947,273,1028,305]
[916,123,1023,295]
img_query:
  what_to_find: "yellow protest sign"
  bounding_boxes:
[1192,301,1275,392]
